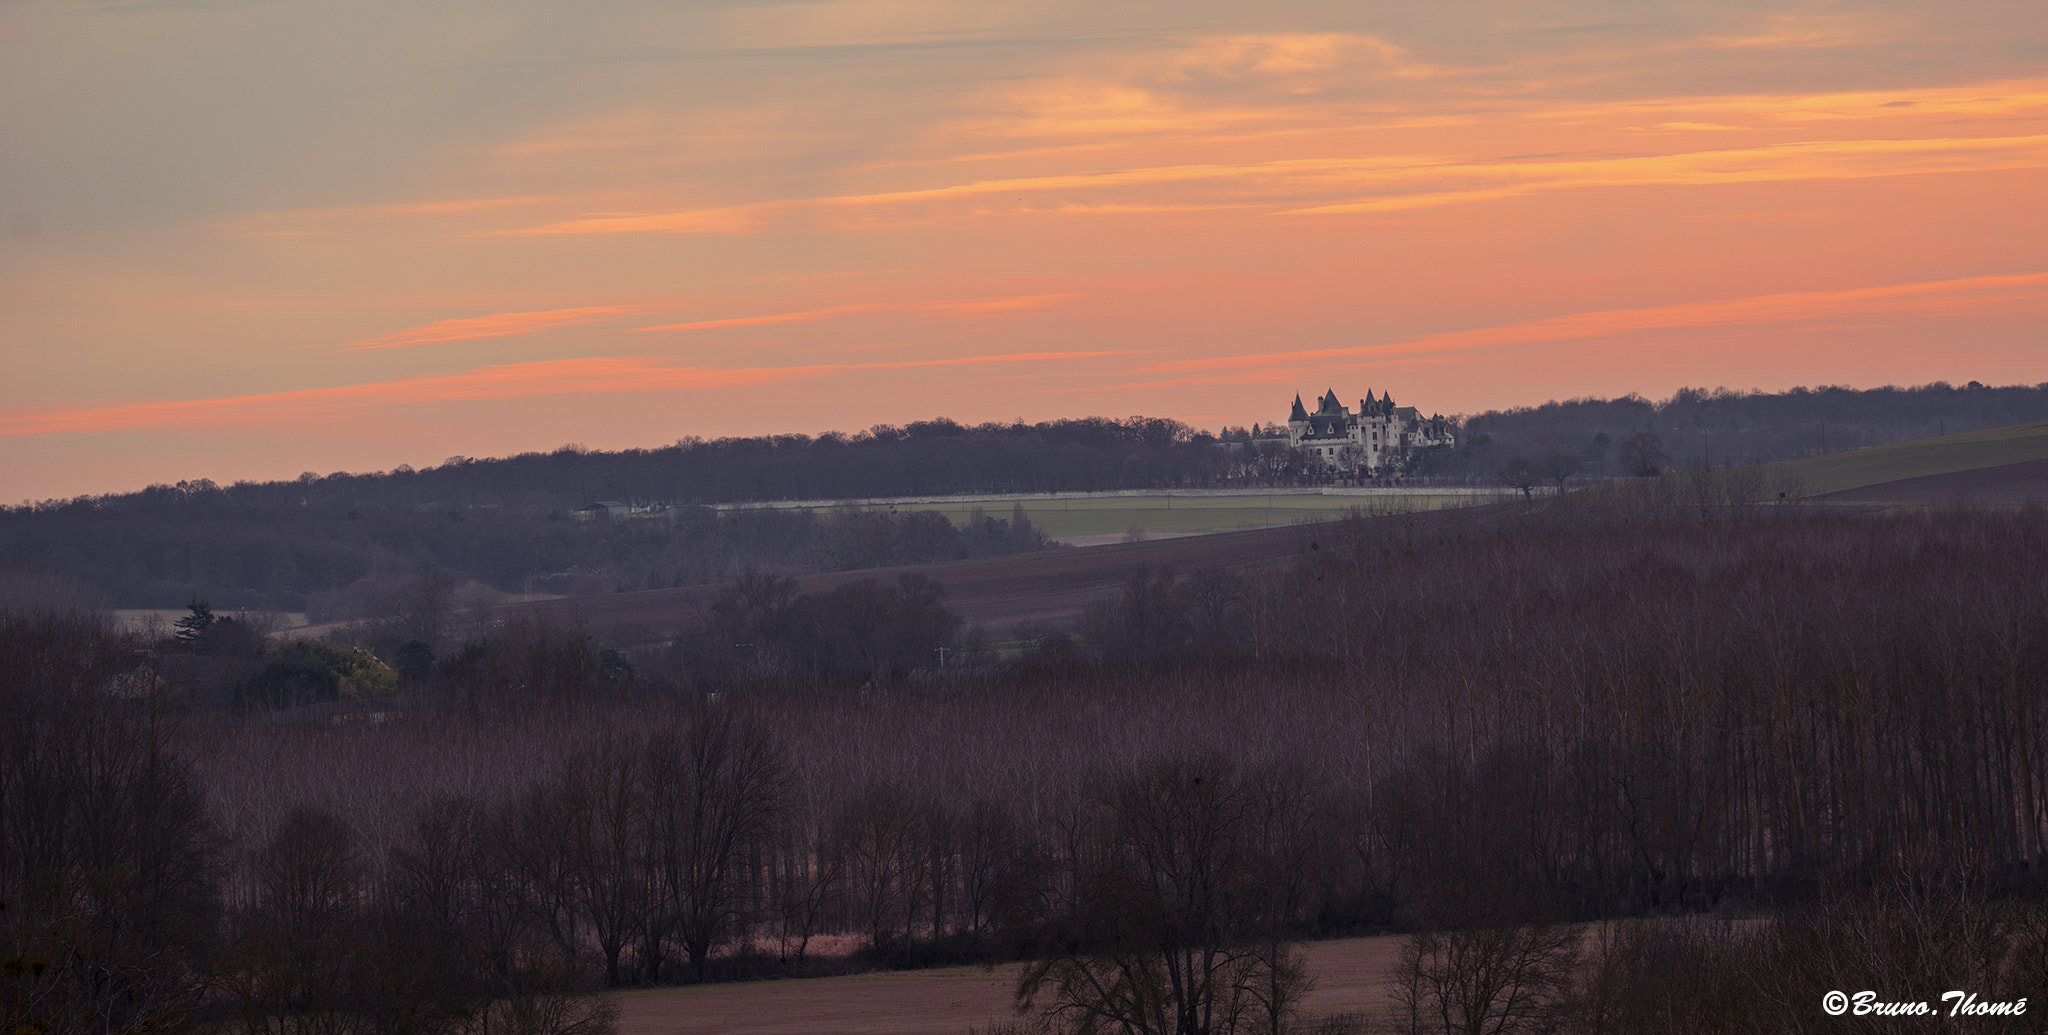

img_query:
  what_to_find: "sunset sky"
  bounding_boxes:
[3,0,2044,501]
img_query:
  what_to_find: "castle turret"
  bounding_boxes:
[1290,394,1308,421]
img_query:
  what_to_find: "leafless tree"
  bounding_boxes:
[1016,754,1311,1035]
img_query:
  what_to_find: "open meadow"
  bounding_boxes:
[611,936,1404,1035]
[723,489,1505,540]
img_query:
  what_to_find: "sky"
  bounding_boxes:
[2,0,2044,501]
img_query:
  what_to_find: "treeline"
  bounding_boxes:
[0,495,1044,617]
[135,564,972,715]
[1442,379,2048,480]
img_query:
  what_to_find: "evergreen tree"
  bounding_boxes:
[173,598,215,647]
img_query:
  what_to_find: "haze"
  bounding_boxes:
[3,0,2044,501]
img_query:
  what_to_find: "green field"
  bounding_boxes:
[805,491,1501,539]
[1766,420,2048,496]
[114,608,310,630]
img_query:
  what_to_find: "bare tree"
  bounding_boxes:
[1389,918,1579,1035]
[1617,432,1668,477]
[1537,453,1578,495]
[1497,457,1540,501]
[1016,754,1311,1035]
[645,708,791,981]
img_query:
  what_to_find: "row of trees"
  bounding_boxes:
[1449,380,2048,481]
[0,495,1046,618]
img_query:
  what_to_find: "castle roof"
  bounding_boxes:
[1290,394,1308,421]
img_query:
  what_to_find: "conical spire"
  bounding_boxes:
[1290,394,1308,421]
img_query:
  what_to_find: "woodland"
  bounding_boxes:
[6,496,2048,1034]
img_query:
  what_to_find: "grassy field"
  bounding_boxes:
[767,491,1504,539]
[1767,420,2048,497]
[113,607,309,631]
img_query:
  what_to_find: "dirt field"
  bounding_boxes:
[612,936,1404,1035]
[480,504,1506,647]
[1818,456,2048,504]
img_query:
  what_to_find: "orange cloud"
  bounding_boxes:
[1280,134,2048,215]
[1702,9,1898,51]
[330,306,641,352]
[1082,355,1466,391]
[1,351,1150,437]
[633,294,1081,333]
[491,130,2048,237]
[1143,272,2048,373]
[1546,78,2048,127]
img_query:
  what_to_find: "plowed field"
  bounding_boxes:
[1819,457,2048,504]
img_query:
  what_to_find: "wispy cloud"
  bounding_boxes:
[220,195,566,238]
[1281,134,2048,214]
[492,131,2048,236]
[1,351,1150,437]
[1702,9,1900,51]
[1141,272,2048,373]
[326,306,642,353]
[633,294,1081,333]
[1545,78,2048,127]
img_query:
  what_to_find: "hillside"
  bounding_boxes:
[7,381,2043,618]
[1768,419,2048,497]
[307,504,1512,648]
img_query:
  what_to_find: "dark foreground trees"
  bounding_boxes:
[1016,754,1314,1035]
[15,503,2048,1029]
[0,611,217,1034]
[0,609,625,1035]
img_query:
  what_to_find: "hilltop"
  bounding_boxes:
[3,380,2044,618]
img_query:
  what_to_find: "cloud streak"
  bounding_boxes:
[492,132,2048,237]
[1140,272,2048,374]
[1280,134,2048,214]
[1,351,1150,437]
[633,294,1082,333]
[328,306,642,352]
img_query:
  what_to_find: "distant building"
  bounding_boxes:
[574,500,631,521]
[1286,388,1455,472]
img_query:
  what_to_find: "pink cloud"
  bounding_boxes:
[1,351,1150,437]
[1141,272,2048,373]
[633,294,1082,333]
[329,306,642,353]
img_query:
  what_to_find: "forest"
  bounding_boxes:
[1,381,2043,620]
[6,498,2047,1033]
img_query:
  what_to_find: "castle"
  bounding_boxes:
[1285,388,1456,471]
